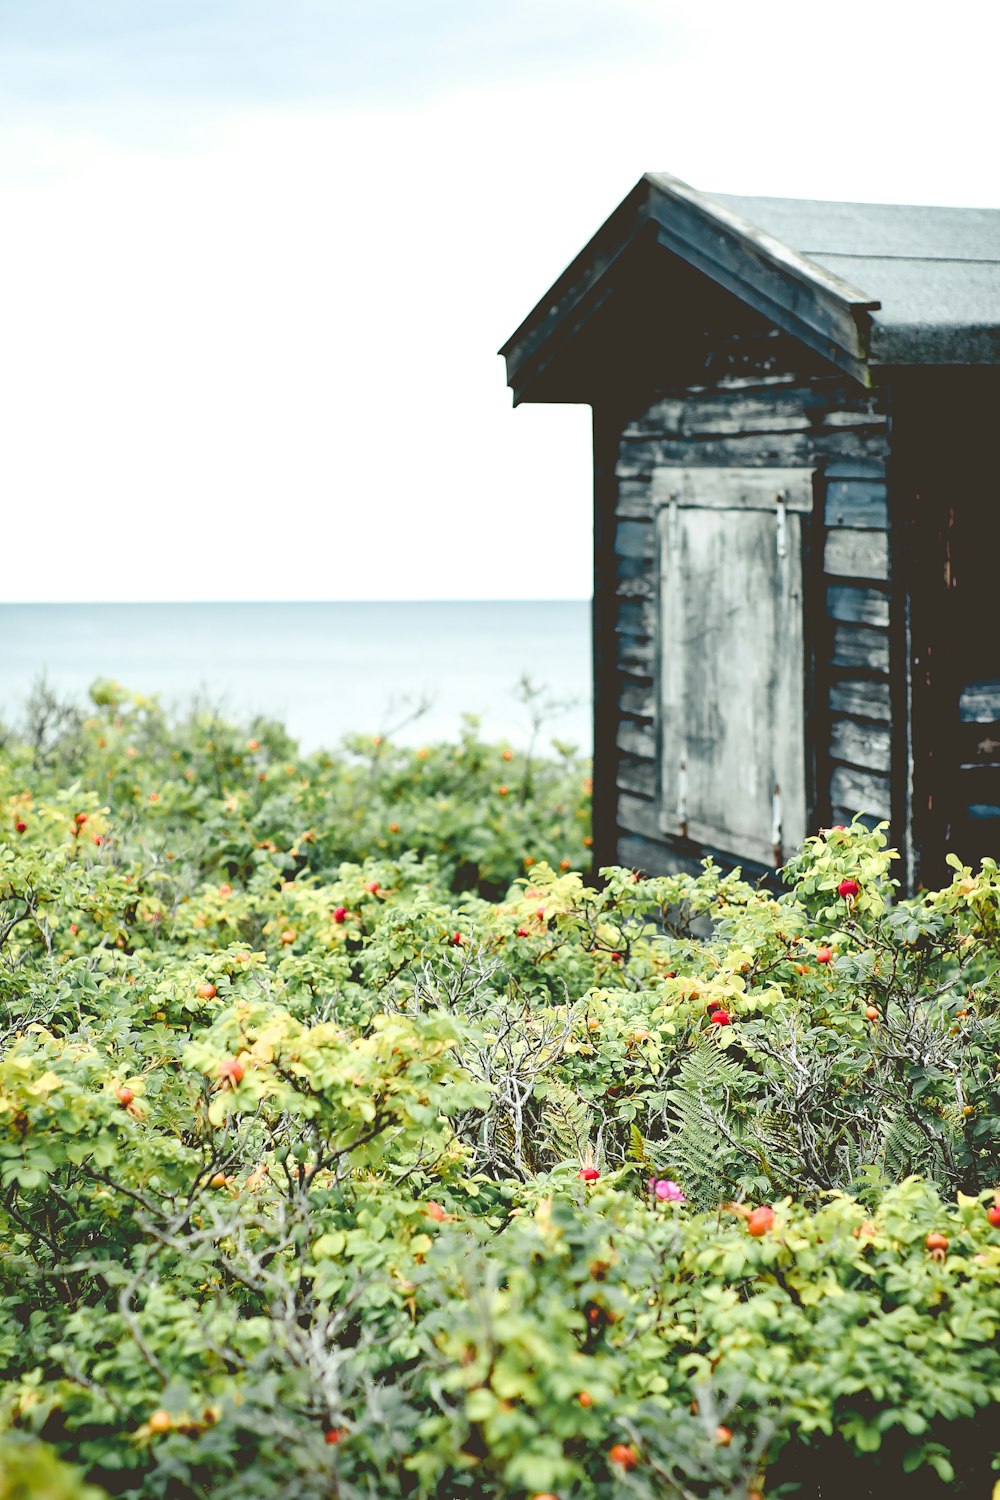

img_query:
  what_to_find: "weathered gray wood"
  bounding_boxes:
[827,585,890,627]
[615,553,655,591]
[628,402,811,439]
[657,503,806,868]
[614,519,656,559]
[616,633,655,675]
[649,465,813,512]
[614,570,659,600]
[616,478,654,520]
[828,678,892,722]
[617,718,656,760]
[829,717,893,773]
[824,480,888,529]
[616,830,707,878]
[819,410,887,429]
[617,754,658,798]
[829,765,892,821]
[823,528,889,581]
[617,790,658,839]
[959,681,1000,723]
[616,598,657,636]
[831,623,891,673]
[619,677,655,718]
[824,457,887,480]
[617,426,886,478]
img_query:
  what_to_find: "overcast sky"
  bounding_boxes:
[2,0,998,602]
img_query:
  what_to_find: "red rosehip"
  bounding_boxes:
[747,1204,775,1236]
[332,906,347,924]
[608,1443,638,1471]
[365,881,379,894]
[14,820,27,834]
[709,1009,731,1026]
[74,812,88,826]
[216,1056,245,1085]
[816,946,833,964]
[516,926,529,937]
[578,1166,600,1182]
[706,999,721,1014]
[324,1427,344,1446]
[838,878,860,900]
[451,932,463,946]
[196,983,218,1000]
[425,1200,448,1222]
[577,1390,594,1407]
[987,1205,1000,1228]
[115,1086,134,1108]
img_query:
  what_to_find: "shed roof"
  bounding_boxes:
[501,173,1000,399]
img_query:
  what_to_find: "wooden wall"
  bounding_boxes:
[597,322,893,879]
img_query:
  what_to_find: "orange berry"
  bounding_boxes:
[865,1006,879,1021]
[280,928,296,945]
[715,1425,733,1446]
[115,1086,134,1108]
[216,1056,245,1085]
[608,1443,638,1471]
[747,1205,774,1237]
[196,983,218,1000]
[578,1390,593,1407]
[148,1409,172,1434]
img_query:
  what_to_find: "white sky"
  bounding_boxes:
[1,0,998,602]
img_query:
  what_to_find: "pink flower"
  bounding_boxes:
[647,1177,686,1204]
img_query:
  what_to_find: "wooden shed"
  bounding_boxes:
[500,173,1000,892]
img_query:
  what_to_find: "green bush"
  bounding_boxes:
[0,684,998,1498]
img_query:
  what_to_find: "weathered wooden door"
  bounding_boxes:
[656,469,810,868]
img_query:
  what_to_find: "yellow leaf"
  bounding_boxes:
[29,1071,62,1096]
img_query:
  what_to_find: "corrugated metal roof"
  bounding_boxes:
[712,193,1000,364]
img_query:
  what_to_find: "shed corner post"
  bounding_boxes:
[591,402,626,879]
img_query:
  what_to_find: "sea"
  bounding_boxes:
[0,601,592,755]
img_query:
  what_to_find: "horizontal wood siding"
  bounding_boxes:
[608,327,891,876]
[821,459,893,833]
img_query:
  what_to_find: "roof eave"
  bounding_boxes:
[870,321,1000,366]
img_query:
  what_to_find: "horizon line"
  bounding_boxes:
[1,597,593,607]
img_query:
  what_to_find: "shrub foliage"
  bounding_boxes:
[0,684,999,1498]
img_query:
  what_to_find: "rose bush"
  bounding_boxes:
[0,684,998,1498]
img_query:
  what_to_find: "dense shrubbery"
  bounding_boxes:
[1,683,999,1499]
